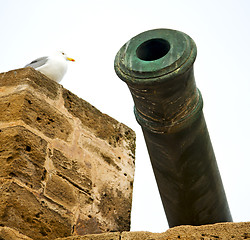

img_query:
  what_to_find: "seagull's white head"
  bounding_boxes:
[59,51,75,62]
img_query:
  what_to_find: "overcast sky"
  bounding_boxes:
[1,0,250,233]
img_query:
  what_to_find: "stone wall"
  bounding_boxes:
[0,68,135,240]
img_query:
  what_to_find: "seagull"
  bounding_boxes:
[25,51,75,83]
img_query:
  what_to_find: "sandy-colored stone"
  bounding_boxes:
[0,67,59,99]
[122,222,250,239]
[0,179,71,240]
[1,222,250,240]
[56,222,250,240]
[0,226,33,240]
[51,149,92,195]
[44,174,78,209]
[165,222,250,239]
[0,90,72,141]
[62,89,136,153]
[0,126,47,189]
[0,68,135,239]
[57,232,120,240]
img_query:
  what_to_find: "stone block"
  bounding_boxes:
[0,226,33,240]
[51,149,92,194]
[0,67,59,99]
[62,89,136,152]
[0,68,135,239]
[57,232,120,240]
[0,91,72,141]
[0,179,71,240]
[0,126,47,189]
[44,174,78,209]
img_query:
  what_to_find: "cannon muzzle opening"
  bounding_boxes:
[114,28,232,228]
[136,38,171,61]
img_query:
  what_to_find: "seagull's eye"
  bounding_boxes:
[62,52,65,55]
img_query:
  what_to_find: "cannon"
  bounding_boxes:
[114,29,232,228]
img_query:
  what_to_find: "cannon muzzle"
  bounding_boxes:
[114,29,232,227]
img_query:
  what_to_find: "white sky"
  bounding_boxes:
[1,0,250,233]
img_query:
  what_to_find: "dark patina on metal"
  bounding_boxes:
[114,29,232,227]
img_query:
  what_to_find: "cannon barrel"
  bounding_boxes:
[114,29,232,228]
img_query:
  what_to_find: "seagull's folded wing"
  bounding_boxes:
[25,56,49,68]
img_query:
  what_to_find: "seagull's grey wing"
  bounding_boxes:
[25,56,49,68]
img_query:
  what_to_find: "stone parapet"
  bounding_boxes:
[0,68,135,240]
[57,222,250,240]
[1,222,249,240]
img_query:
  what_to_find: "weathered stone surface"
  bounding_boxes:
[62,89,136,152]
[51,149,92,194]
[0,91,72,141]
[163,222,250,239]
[0,67,59,99]
[0,226,33,240]
[0,126,47,189]
[57,232,120,240]
[0,179,71,240]
[56,222,250,240]
[1,222,250,240]
[0,68,135,239]
[44,174,78,209]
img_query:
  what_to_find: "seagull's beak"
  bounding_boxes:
[66,57,75,62]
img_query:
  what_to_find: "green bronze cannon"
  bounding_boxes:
[114,29,232,228]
